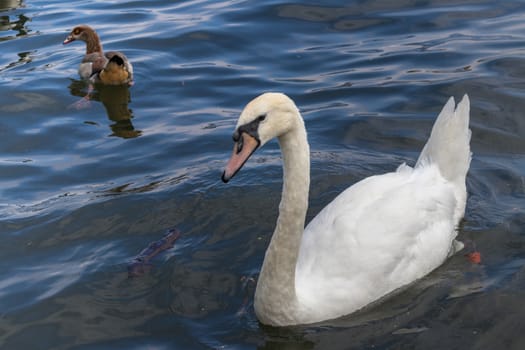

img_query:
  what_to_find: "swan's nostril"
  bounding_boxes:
[236,134,244,154]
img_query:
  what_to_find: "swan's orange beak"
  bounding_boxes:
[222,132,259,183]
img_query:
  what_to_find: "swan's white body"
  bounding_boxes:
[222,93,471,326]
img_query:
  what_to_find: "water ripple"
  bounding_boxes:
[1,0,525,349]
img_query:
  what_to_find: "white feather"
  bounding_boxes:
[225,93,471,326]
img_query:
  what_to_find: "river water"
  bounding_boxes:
[1,0,524,349]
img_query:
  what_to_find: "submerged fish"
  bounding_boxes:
[127,228,181,277]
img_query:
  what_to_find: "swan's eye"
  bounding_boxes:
[257,115,266,122]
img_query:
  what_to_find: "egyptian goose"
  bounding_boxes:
[63,25,134,86]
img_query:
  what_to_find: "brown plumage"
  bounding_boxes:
[63,25,134,86]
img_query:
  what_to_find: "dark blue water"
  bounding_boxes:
[1,0,525,349]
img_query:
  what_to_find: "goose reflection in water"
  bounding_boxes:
[68,80,142,139]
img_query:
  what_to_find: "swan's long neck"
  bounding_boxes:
[254,115,310,326]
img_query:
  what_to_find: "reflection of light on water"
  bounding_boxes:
[0,0,22,12]
[0,0,33,74]
[0,50,33,73]
[0,242,126,313]
[2,92,55,112]
[0,0,29,40]
[448,258,525,299]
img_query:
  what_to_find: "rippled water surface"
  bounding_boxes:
[1,0,525,349]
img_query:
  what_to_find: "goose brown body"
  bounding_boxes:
[63,25,134,86]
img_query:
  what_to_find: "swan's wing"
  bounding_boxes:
[295,166,458,315]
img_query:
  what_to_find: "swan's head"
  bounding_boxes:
[222,92,300,183]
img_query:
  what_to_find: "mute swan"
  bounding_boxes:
[222,93,471,326]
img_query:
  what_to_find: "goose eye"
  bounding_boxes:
[73,28,80,35]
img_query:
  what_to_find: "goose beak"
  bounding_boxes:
[63,35,74,45]
[222,132,259,183]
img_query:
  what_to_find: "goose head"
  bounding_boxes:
[63,25,96,45]
[222,92,300,182]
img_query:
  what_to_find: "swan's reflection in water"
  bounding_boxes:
[68,80,142,139]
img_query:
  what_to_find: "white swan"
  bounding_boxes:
[222,92,471,326]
